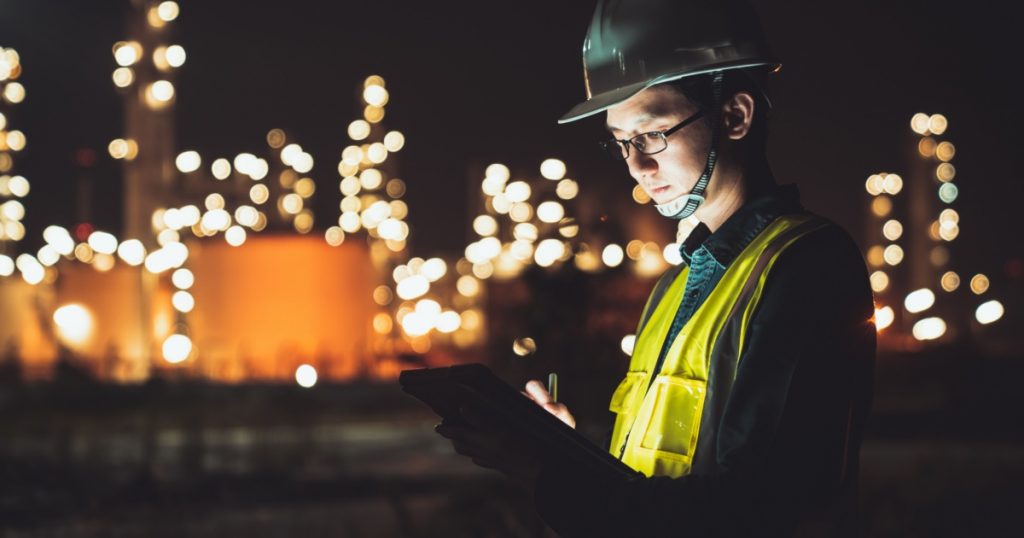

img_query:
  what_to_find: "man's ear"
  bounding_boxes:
[722,91,756,141]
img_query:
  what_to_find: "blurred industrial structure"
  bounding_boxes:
[865,114,1007,351]
[0,1,679,387]
[1,3,1021,537]
[0,2,1011,390]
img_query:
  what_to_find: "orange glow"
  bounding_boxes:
[632,185,651,204]
[0,278,58,376]
[50,264,151,381]
[918,137,937,158]
[185,236,377,381]
[871,196,892,217]
[1,237,383,382]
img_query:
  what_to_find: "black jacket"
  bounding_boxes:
[534,186,876,537]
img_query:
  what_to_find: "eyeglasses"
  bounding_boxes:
[599,110,705,161]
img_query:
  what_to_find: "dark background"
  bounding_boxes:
[2,2,1023,536]
[1,0,1021,272]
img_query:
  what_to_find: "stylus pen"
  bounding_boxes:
[547,372,558,404]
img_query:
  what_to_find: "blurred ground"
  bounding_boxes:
[1,347,1022,537]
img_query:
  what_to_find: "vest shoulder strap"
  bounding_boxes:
[634,213,830,341]
[636,262,686,337]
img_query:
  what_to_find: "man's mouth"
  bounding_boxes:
[650,185,672,196]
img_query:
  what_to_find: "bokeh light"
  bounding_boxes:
[874,305,895,331]
[975,300,1004,325]
[53,304,94,346]
[295,364,318,388]
[162,334,192,363]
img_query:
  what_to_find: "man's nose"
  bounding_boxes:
[626,150,658,180]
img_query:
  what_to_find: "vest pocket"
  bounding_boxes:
[638,375,706,459]
[608,371,647,414]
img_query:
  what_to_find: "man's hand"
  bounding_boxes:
[523,379,576,429]
[435,405,542,488]
[434,380,577,487]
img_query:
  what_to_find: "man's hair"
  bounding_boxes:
[664,69,771,155]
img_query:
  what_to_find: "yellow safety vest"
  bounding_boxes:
[608,213,828,478]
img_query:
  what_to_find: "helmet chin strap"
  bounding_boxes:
[654,71,724,220]
[655,192,707,219]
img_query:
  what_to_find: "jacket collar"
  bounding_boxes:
[680,184,804,268]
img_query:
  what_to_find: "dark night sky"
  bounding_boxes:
[2,0,1021,280]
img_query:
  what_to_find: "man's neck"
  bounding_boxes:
[698,158,774,233]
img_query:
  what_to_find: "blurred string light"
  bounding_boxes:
[513,337,537,356]
[864,171,907,341]
[162,333,192,363]
[172,268,194,289]
[113,41,142,67]
[175,150,201,173]
[620,334,636,356]
[970,274,989,295]
[107,0,194,373]
[603,244,624,267]
[332,75,450,348]
[632,184,651,204]
[295,364,318,388]
[12,250,44,281]
[871,196,892,218]
[172,290,195,313]
[904,288,935,314]
[874,305,895,331]
[53,304,94,346]
[864,173,902,196]
[882,219,903,241]
[88,231,118,255]
[940,271,959,292]
[540,158,566,181]
[556,179,579,200]
[108,138,139,160]
[938,182,958,204]
[883,244,903,266]
[869,270,889,293]
[913,115,963,260]
[0,46,29,249]
[975,300,1004,325]
[155,1,180,24]
[864,113,1007,341]
[145,80,175,109]
[912,317,946,341]
[459,151,688,347]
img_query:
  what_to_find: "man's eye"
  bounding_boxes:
[643,132,663,142]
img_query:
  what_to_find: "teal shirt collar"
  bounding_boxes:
[680,184,804,268]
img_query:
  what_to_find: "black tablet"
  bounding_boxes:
[399,363,640,480]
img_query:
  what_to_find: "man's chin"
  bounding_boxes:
[651,190,685,206]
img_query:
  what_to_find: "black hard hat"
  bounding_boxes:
[559,0,779,124]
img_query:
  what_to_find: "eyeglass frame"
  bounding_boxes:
[599,109,706,161]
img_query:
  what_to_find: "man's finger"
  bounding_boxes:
[543,402,576,428]
[524,379,552,405]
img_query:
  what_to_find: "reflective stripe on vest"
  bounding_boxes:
[608,214,828,478]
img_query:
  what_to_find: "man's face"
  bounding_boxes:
[605,85,711,206]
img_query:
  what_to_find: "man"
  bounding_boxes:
[437,0,876,536]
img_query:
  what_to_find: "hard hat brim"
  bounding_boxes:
[557,61,778,125]
[557,80,649,125]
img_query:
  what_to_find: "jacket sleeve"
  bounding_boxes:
[534,224,876,537]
